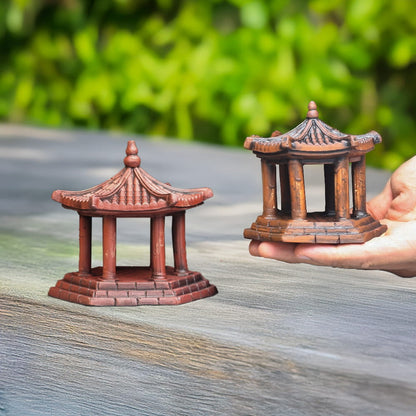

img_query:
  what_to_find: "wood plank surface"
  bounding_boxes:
[1,125,415,416]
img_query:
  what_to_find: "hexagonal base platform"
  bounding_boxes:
[244,212,387,244]
[48,266,217,306]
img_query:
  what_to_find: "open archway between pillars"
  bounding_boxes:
[77,211,189,281]
[260,155,367,222]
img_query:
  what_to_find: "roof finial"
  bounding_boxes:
[307,101,319,118]
[124,140,141,168]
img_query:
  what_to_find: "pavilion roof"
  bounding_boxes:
[244,101,382,155]
[52,141,213,214]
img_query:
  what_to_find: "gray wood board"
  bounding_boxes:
[1,125,415,416]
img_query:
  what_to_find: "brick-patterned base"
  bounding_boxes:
[48,266,217,306]
[244,213,387,244]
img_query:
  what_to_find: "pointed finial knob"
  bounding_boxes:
[307,101,319,118]
[124,140,141,168]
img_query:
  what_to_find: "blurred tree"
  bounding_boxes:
[0,0,415,169]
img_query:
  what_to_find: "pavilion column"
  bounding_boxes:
[324,163,336,215]
[78,214,92,276]
[334,157,350,220]
[172,211,188,275]
[352,156,367,218]
[261,159,278,219]
[150,216,166,279]
[279,163,291,214]
[102,216,117,280]
[288,159,307,220]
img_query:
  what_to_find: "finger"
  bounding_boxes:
[249,240,261,256]
[294,243,375,269]
[387,190,416,221]
[252,241,300,263]
[367,178,393,220]
[384,156,416,220]
[294,228,397,270]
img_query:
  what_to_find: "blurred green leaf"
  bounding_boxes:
[389,37,416,68]
[74,26,98,64]
[0,0,415,170]
[241,1,268,29]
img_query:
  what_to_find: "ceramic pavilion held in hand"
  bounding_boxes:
[244,101,387,244]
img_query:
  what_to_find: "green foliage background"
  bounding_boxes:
[1,0,416,169]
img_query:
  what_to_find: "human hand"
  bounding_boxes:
[249,156,416,277]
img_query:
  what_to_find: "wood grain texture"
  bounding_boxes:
[0,125,415,415]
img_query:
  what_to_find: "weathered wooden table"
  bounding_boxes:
[1,125,415,416]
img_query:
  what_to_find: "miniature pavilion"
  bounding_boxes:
[48,140,217,306]
[244,101,387,244]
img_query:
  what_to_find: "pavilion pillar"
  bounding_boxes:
[261,159,278,219]
[78,214,92,276]
[352,156,367,218]
[334,157,350,220]
[324,163,335,215]
[279,163,291,214]
[172,211,188,275]
[288,159,307,220]
[102,216,117,280]
[150,216,166,279]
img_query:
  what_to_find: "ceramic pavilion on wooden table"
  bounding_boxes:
[244,101,387,244]
[48,141,217,306]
